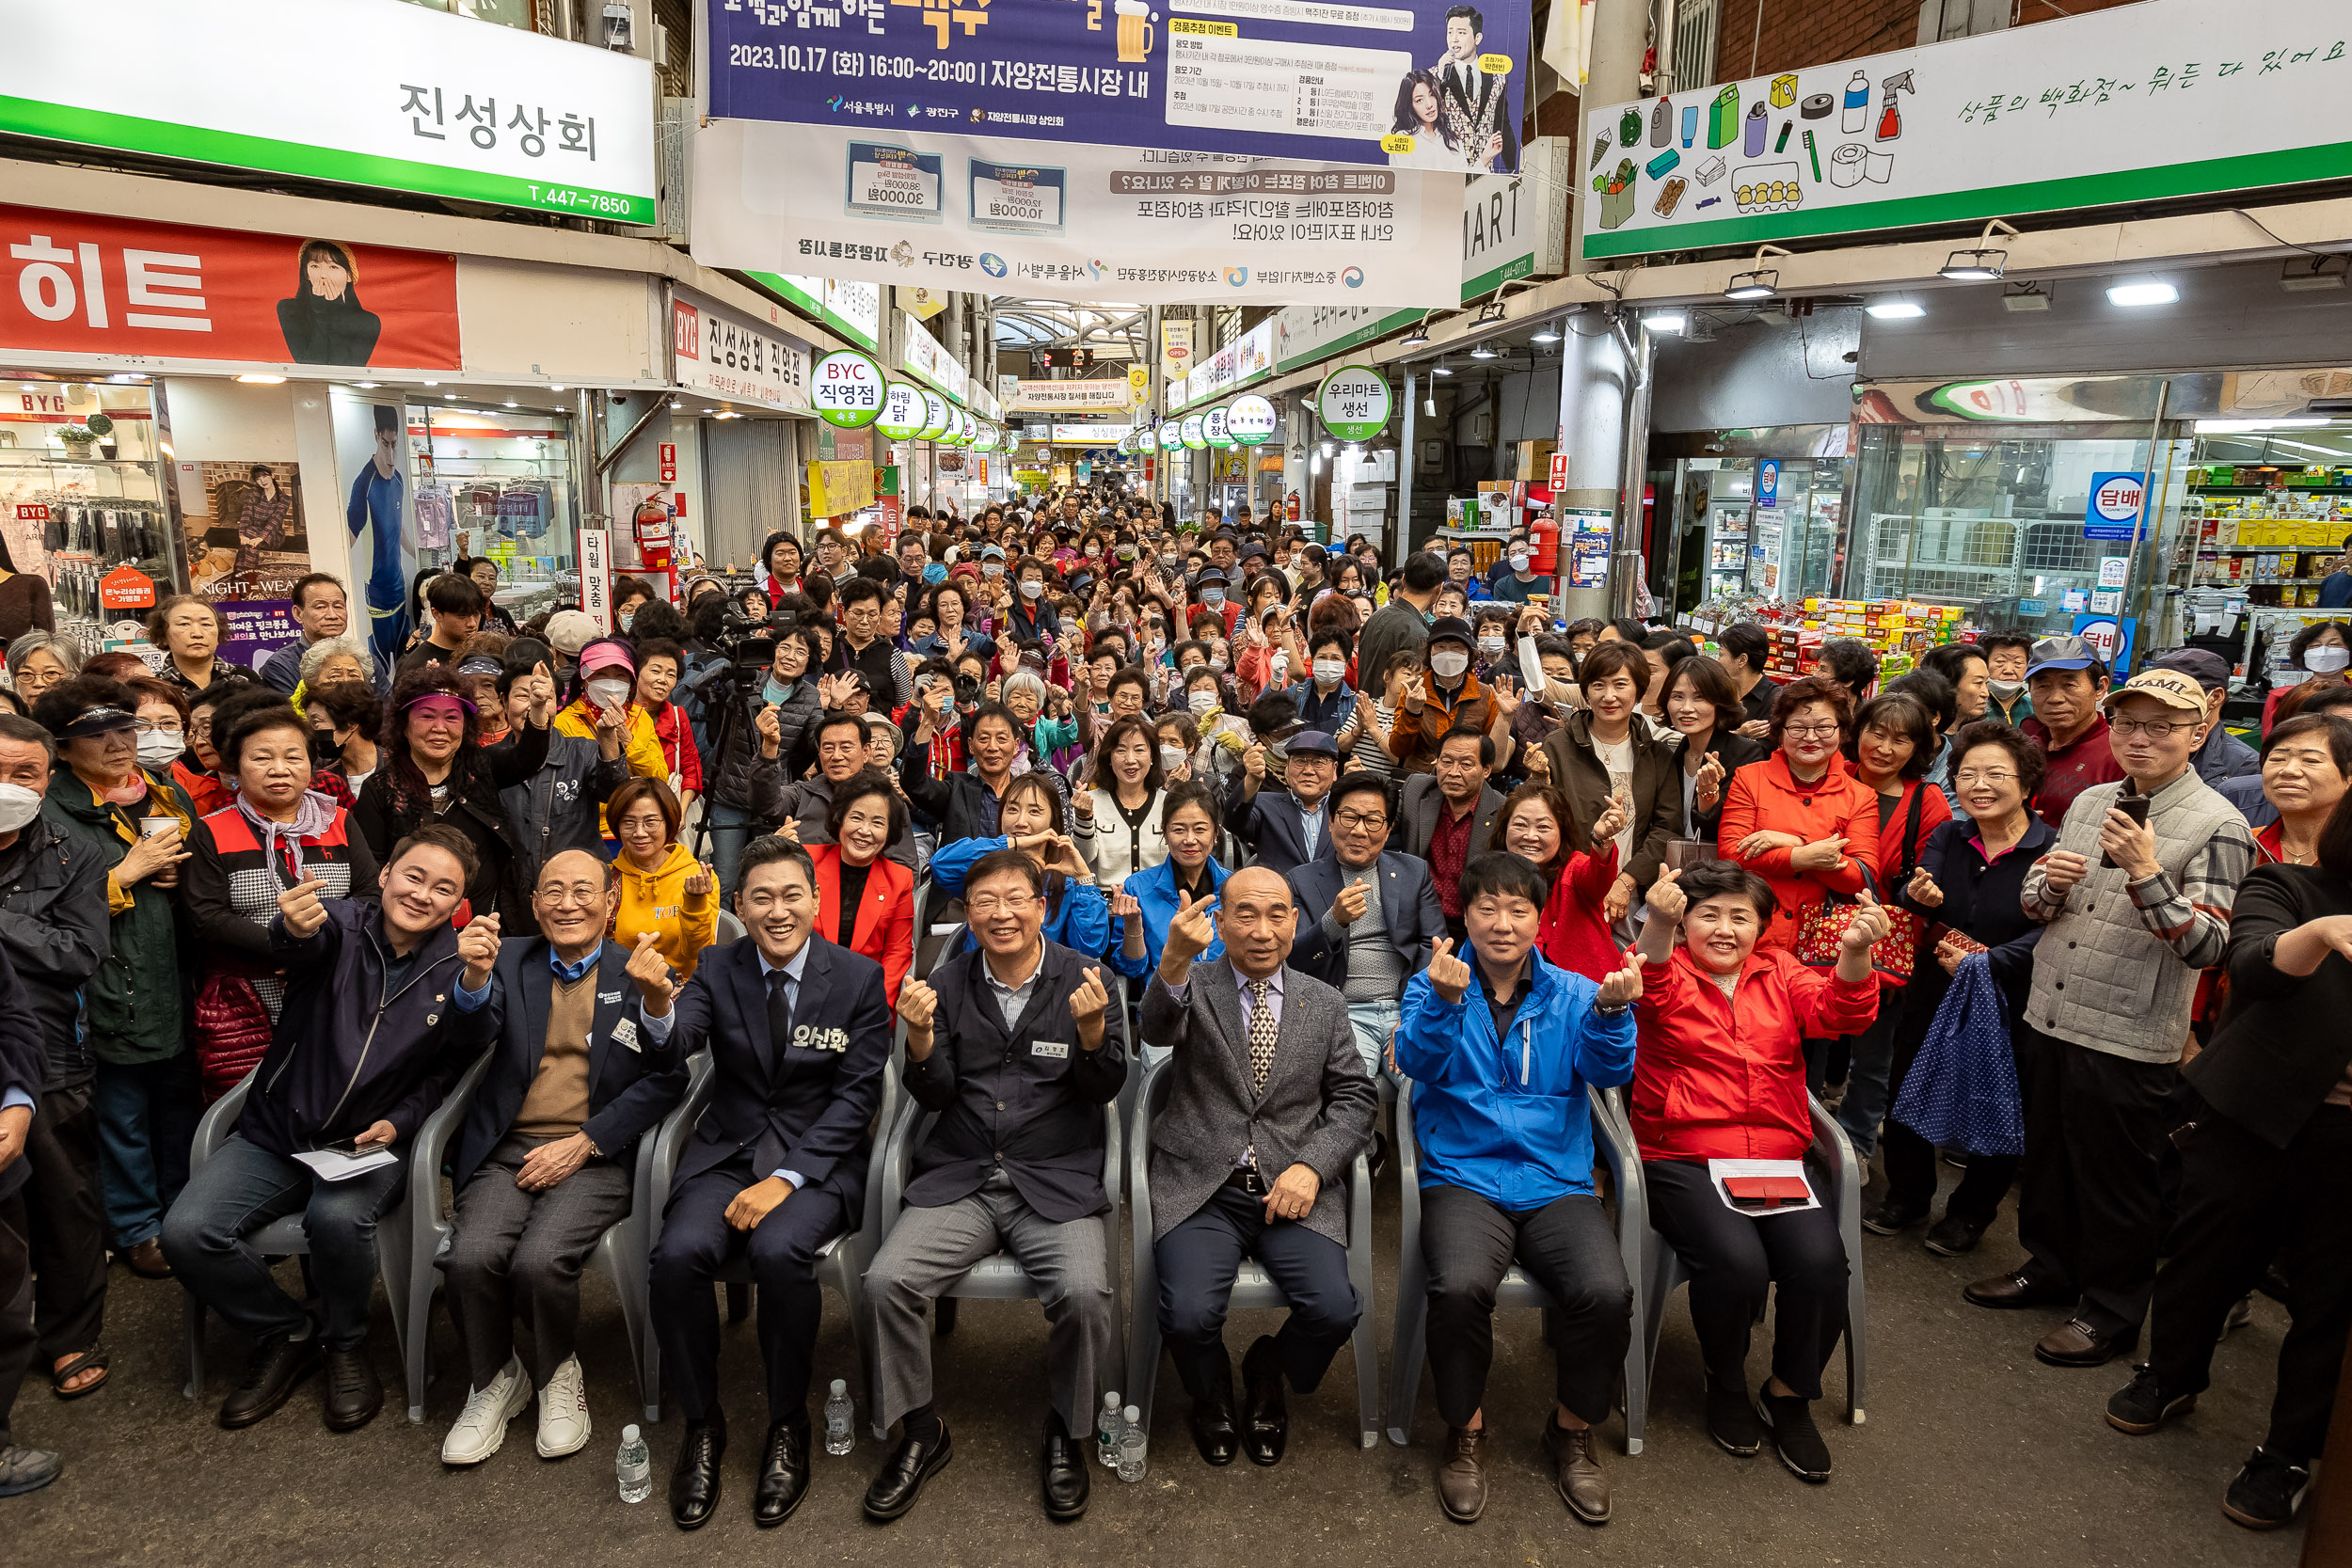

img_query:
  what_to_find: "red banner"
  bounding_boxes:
[0,204,460,371]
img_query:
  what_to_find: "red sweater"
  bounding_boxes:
[648,701,704,797]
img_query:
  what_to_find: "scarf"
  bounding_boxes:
[236,788,341,892]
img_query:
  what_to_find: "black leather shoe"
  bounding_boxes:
[864,1421,953,1521]
[1041,1426,1089,1522]
[1241,1336,1288,1467]
[217,1331,322,1429]
[669,1418,726,1531]
[754,1417,810,1528]
[1189,1381,1239,1466]
[322,1345,382,1432]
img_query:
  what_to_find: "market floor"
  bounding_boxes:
[10,1163,2305,1568]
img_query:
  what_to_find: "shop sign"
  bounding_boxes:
[2084,471,2144,541]
[0,0,656,223]
[1757,458,1780,508]
[874,382,927,441]
[675,298,812,415]
[918,389,954,441]
[811,349,887,428]
[1187,322,1277,404]
[1160,322,1194,386]
[899,313,971,404]
[1228,394,1279,446]
[1128,365,1152,400]
[1050,424,1136,446]
[740,273,885,351]
[808,459,876,517]
[1581,0,2352,261]
[0,204,459,371]
[1203,406,1232,448]
[1316,366,1392,441]
[1009,379,1134,412]
[1180,415,1206,451]
[2073,613,2137,674]
[580,528,612,631]
[1158,423,1184,451]
[99,563,155,610]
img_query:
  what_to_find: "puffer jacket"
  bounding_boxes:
[710,679,820,813]
[41,768,195,1065]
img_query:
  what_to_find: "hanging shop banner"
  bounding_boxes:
[810,348,886,427]
[1159,423,1184,451]
[808,459,877,517]
[1186,320,1277,402]
[1203,406,1233,447]
[178,459,311,605]
[1180,415,1207,450]
[1580,0,2352,261]
[740,273,886,351]
[872,385,924,440]
[1160,320,1195,384]
[918,389,954,440]
[704,0,1527,173]
[0,204,459,372]
[692,120,1462,309]
[1009,379,1136,412]
[1051,424,1137,446]
[1317,365,1391,440]
[1228,394,1279,444]
[672,295,811,414]
[1,0,655,223]
[898,311,973,404]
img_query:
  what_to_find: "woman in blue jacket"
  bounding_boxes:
[1118,780,1231,976]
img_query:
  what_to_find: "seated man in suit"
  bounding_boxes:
[861,848,1125,1525]
[1288,771,1447,1075]
[438,848,691,1467]
[1141,868,1377,1468]
[643,836,892,1530]
[1394,852,1641,1527]
[1395,724,1507,942]
[1228,728,1339,879]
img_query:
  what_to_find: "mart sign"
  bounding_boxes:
[0,0,657,224]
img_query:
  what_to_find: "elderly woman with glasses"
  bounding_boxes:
[7,630,82,705]
[1716,674,1883,954]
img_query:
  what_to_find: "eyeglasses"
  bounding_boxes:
[134,720,183,736]
[536,885,607,909]
[187,718,214,737]
[1782,722,1841,738]
[1336,810,1389,831]
[966,893,1040,915]
[1952,769,2018,785]
[2109,716,2198,738]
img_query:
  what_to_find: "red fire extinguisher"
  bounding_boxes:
[1530,515,1560,576]
[1285,490,1301,522]
[631,496,675,571]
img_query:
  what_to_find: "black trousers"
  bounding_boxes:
[2150,1104,2352,1464]
[0,1189,33,1450]
[1420,1184,1630,1428]
[1155,1183,1359,1402]
[2014,1024,2179,1341]
[25,1084,107,1363]
[649,1155,848,1427]
[1882,1005,2020,1222]
[1645,1160,1849,1401]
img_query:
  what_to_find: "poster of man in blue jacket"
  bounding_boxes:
[345,402,410,671]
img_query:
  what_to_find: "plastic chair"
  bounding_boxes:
[1383,1080,1650,1451]
[1634,1095,1868,1431]
[1125,1055,1381,1450]
[713,910,747,945]
[182,1068,423,1402]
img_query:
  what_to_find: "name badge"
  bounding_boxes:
[1031,1039,1070,1060]
[612,1017,641,1053]
[598,990,624,1005]
[792,1024,850,1053]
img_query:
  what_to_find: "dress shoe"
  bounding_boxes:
[323,1345,383,1432]
[863,1420,952,1521]
[755,1416,811,1527]
[1923,1212,1990,1258]
[2035,1318,2132,1369]
[1963,1268,2068,1310]
[1041,1425,1089,1522]
[122,1237,172,1279]
[218,1331,322,1429]
[1240,1337,1287,1466]
[1540,1418,1610,1525]
[669,1418,727,1530]
[1188,1382,1239,1466]
[1435,1425,1487,1524]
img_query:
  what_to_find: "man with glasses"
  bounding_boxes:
[1287,772,1447,1075]
[1968,669,2255,1371]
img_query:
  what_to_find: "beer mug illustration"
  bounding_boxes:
[1116,0,1155,63]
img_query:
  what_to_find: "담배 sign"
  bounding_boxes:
[2073,613,2137,673]
[2085,471,2144,541]
[1316,365,1392,441]
[1228,393,1279,445]
[812,349,885,427]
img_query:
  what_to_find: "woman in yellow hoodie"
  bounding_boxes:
[609,776,719,980]
[556,639,667,842]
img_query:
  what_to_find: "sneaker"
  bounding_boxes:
[2221,1447,2312,1530]
[536,1354,592,1459]
[1756,1390,1833,1482]
[441,1356,531,1465]
[1705,1381,1760,1456]
[0,1445,62,1497]
[1923,1212,1990,1258]
[2105,1366,2196,1435]
[1860,1197,1927,1237]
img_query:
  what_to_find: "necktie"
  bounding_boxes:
[767,968,796,1056]
[1247,978,1277,1093]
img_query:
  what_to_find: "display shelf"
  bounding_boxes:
[2190,484,2352,496]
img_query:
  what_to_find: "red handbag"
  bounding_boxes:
[1791,786,1930,980]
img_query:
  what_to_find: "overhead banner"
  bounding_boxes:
[1009,379,1136,412]
[692,119,1461,308]
[705,0,1528,173]
[0,0,657,223]
[671,294,812,413]
[1580,0,2352,260]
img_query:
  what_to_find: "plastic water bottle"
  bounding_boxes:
[1096,1391,1124,1467]
[824,1379,855,1456]
[1116,1405,1147,1482]
[616,1424,652,1503]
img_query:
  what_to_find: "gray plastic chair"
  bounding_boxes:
[1634,1094,1868,1431]
[182,1068,423,1402]
[713,909,747,945]
[1383,1080,1651,1451]
[1125,1055,1381,1450]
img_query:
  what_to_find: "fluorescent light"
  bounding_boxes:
[2001,282,2051,313]
[669,400,683,408]
[353,381,379,388]
[235,373,286,385]
[1469,343,1498,359]
[1399,327,1430,349]
[1940,247,2008,281]
[2280,257,2349,293]
[1644,311,1688,334]
[1431,363,1453,377]
[1865,298,1926,320]
[549,383,568,392]
[1529,322,1562,344]
[2193,418,2333,433]
[1724,268,1778,301]
[107,372,147,384]
[2106,278,2179,308]
[444,392,457,400]
[503,401,519,408]
[421,379,439,387]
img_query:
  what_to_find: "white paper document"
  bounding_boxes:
[294,1147,398,1183]
[1706,1158,1820,1218]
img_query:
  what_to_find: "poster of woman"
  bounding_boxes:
[180,460,309,602]
[276,239,385,365]
[1387,71,1468,171]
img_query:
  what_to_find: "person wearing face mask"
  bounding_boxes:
[1284,627,1360,738]
[1979,631,2036,728]
[1469,610,1516,684]
[1391,619,1518,778]
[2265,621,2352,735]
[1191,568,1242,640]
[1004,558,1060,644]
[1181,671,1252,787]
[1486,537,1551,604]
[553,640,668,844]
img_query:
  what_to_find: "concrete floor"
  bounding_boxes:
[8,1165,2304,1568]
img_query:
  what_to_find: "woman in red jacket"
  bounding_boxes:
[1631,860,1883,1482]
[793,768,916,1008]
[1716,675,1881,953]
[1485,781,1629,983]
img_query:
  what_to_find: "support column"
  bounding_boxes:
[1551,323,1629,626]
[1613,322,1656,619]
[1396,367,1418,566]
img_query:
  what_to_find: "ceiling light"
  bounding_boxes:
[2194,418,2333,433]
[2001,281,2051,313]
[1723,269,1778,302]
[1940,247,2008,281]
[2106,278,2179,308]
[669,400,682,408]
[444,392,457,400]
[1431,362,1453,377]
[1469,343,1499,359]
[1866,298,1926,320]
[1529,321,1562,344]
[1399,324,1430,349]
[421,379,439,387]
[107,372,148,384]
[549,383,568,392]
[2280,257,2349,293]
[1644,310,1688,335]
[235,373,286,385]
[353,380,379,388]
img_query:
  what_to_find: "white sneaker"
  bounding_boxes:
[441,1357,530,1465]
[535,1354,591,1458]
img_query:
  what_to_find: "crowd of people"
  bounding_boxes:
[0,488,2344,1542]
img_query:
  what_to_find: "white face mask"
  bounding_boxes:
[1188,689,1219,716]
[1200,588,1225,607]
[1312,657,1346,687]
[585,676,631,711]
[136,731,184,768]
[983,562,1005,578]
[0,782,40,832]
[1158,743,1187,771]
[1430,648,1470,680]
[2307,645,2351,674]
[617,610,635,632]
[1208,656,1228,672]
[1477,636,1506,658]
[1988,678,2025,700]
[1507,552,1531,572]
[1021,579,1044,599]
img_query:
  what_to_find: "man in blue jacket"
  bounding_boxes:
[1393,851,1642,1528]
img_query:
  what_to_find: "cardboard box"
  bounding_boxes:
[1514,440,1557,481]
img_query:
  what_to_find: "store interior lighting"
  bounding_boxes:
[1723,269,1778,302]
[2000,281,2052,312]
[2193,418,2333,433]
[2280,256,2349,293]
[1529,320,1563,344]
[1430,362,1453,376]
[1469,342,1499,359]
[1941,219,2018,281]
[235,373,285,385]
[2106,277,2180,307]
[1399,318,1432,349]
[1643,310,1688,335]
[1865,297,1926,320]
[421,379,439,387]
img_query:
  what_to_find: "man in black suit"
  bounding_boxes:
[1288,772,1447,1075]
[644,836,892,1531]
[1435,4,1518,172]
[439,849,690,1467]
[1228,728,1339,879]
[861,849,1124,1525]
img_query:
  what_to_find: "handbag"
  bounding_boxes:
[1890,952,2025,1156]
[191,967,275,1103]
[1790,787,1929,979]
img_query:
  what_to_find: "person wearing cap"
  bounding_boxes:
[539,609,601,683]
[1190,566,1242,641]
[2019,635,2125,832]
[552,640,668,845]
[2147,648,2259,786]
[1968,667,2256,1370]
[1230,728,1339,880]
[1389,617,1518,778]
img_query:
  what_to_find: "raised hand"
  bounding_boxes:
[626,929,677,1009]
[1427,936,1473,1004]
[456,911,502,990]
[1906,864,1945,908]
[1840,890,1893,955]
[1602,872,1635,923]
[1068,966,1110,1047]
[1110,888,1141,927]
[1597,946,1644,1007]
[278,875,330,938]
[1243,741,1266,781]
[683,863,716,909]
[898,975,938,1034]
[2042,848,2092,899]
[1692,751,1727,812]
[1161,888,1219,974]
[1525,746,1552,780]
[1331,879,1368,926]
[1588,794,1629,847]
[774,816,802,844]
[756,702,783,758]
[1645,863,1688,922]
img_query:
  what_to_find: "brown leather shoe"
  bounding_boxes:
[123,1238,172,1279]
[1436,1425,1487,1524]
[1541,1418,1610,1525]
[2035,1318,2132,1369]
[1963,1269,2066,1310]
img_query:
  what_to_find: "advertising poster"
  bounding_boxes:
[176,458,310,605]
[334,392,413,672]
[707,0,1528,173]
[216,598,304,676]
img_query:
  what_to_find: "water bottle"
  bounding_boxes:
[824,1379,855,1456]
[1116,1405,1147,1482]
[1096,1391,1124,1467]
[615,1424,652,1504]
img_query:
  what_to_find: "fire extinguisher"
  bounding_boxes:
[1285,490,1301,522]
[631,496,675,571]
[1530,515,1560,576]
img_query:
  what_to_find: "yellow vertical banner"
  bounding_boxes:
[807,459,876,517]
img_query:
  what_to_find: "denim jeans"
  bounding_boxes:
[1835,1007,1905,1159]
[160,1132,407,1350]
[706,800,756,904]
[94,1052,200,1247]
[1344,999,1401,1079]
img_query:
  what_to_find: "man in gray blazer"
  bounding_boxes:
[1394,727,1507,941]
[1287,771,1447,1075]
[1139,868,1377,1470]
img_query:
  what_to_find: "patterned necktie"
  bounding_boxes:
[1247,978,1277,1093]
